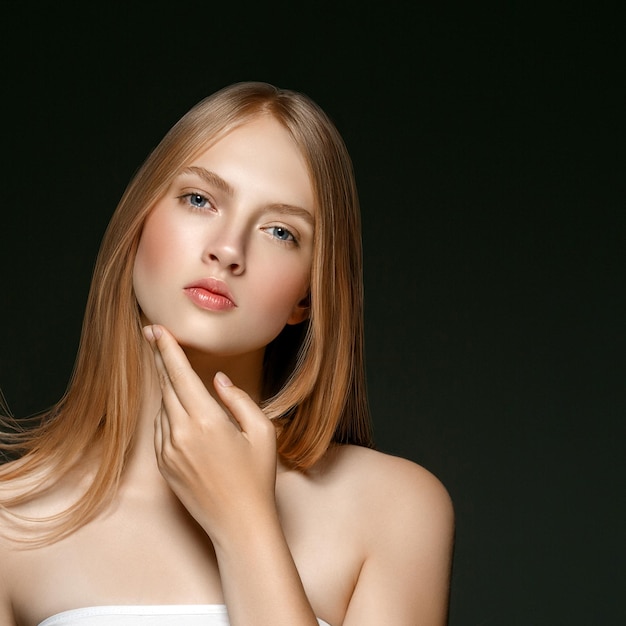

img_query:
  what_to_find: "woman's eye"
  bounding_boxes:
[179,192,212,210]
[267,226,296,243]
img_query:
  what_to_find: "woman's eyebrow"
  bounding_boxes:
[179,166,234,196]
[266,204,315,226]
[179,165,314,225]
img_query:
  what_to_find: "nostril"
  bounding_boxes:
[202,239,245,273]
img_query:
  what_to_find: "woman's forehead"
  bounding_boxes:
[182,116,317,216]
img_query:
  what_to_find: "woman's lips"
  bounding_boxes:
[183,278,236,311]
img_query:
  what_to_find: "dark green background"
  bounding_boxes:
[2,3,624,624]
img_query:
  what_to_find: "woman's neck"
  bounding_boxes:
[121,343,266,494]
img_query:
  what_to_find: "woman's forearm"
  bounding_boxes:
[211,507,320,626]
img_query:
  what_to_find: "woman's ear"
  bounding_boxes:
[287,293,310,325]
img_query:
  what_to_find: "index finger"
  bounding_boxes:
[143,324,221,417]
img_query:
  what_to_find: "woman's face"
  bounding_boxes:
[133,115,315,359]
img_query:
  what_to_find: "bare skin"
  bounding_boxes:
[0,117,454,625]
[0,329,454,626]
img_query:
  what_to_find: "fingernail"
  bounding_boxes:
[142,325,155,341]
[215,371,233,387]
[152,325,163,339]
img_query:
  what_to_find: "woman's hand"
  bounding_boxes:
[142,324,278,543]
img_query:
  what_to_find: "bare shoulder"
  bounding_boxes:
[321,445,454,547]
[0,456,86,545]
[0,456,46,543]
[317,446,454,624]
[0,461,24,626]
[327,445,453,512]
[0,458,89,626]
[0,551,16,625]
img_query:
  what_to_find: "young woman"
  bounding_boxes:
[0,81,454,626]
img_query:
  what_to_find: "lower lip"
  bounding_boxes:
[184,287,235,311]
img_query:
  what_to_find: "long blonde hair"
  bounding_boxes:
[0,81,373,543]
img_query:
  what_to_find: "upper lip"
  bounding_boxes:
[184,277,236,306]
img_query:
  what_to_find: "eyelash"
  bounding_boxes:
[178,192,215,212]
[263,225,299,246]
[177,192,299,246]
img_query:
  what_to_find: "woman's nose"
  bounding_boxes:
[202,224,246,275]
